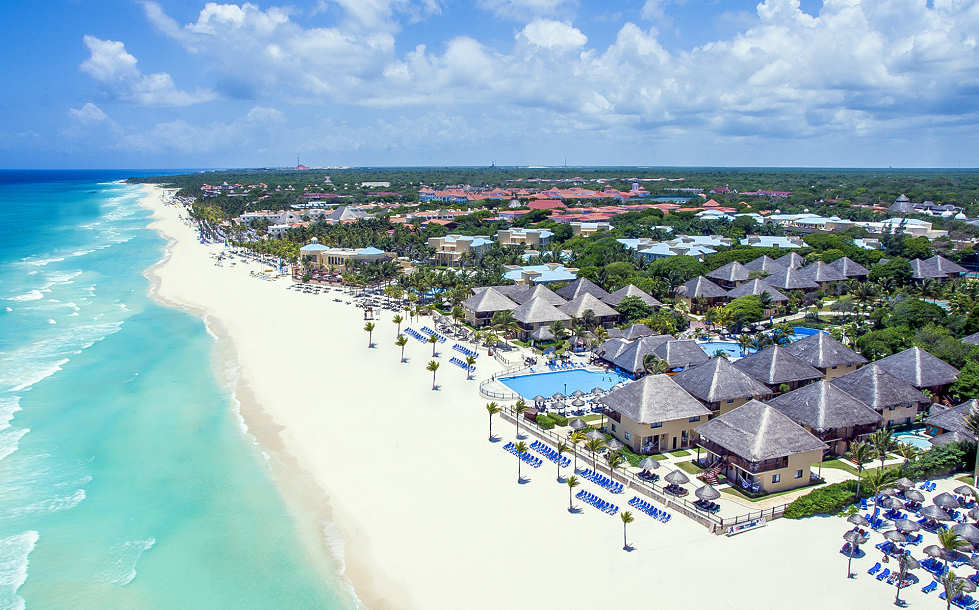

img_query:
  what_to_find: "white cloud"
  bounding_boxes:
[79,35,215,106]
[68,102,110,124]
[516,20,587,50]
[477,0,575,20]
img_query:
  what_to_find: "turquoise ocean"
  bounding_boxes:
[0,171,349,609]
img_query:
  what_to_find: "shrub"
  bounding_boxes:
[548,413,569,427]
[906,442,973,481]
[536,414,556,430]
[784,480,862,519]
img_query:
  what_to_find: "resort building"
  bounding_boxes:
[740,235,805,249]
[743,255,787,275]
[651,340,710,371]
[831,364,930,427]
[603,334,673,376]
[765,267,819,292]
[461,288,520,327]
[557,293,619,326]
[511,298,571,338]
[496,228,554,248]
[962,331,979,346]
[607,323,655,340]
[768,381,881,456]
[910,258,946,281]
[672,357,772,416]
[426,234,492,265]
[706,261,751,288]
[927,255,968,276]
[597,337,632,362]
[874,347,960,395]
[924,400,978,446]
[774,252,805,269]
[783,332,867,379]
[797,261,846,285]
[724,280,787,315]
[733,346,823,393]
[555,278,610,302]
[602,284,662,308]
[322,205,372,224]
[502,264,578,285]
[599,375,711,454]
[676,276,727,312]
[298,239,389,271]
[695,400,828,494]
[569,221,611,236]
[829,257,870,280]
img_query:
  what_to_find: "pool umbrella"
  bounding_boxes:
[568,418,586,430]
[533,395,546,404]
[893,519,921,533]
[847,514,870,528]
[665,470,690,485]
[904,490,925,503]
[883,530,907,544]
[572,390,585,397]
[882,497,905,510]
[953,523,979,544]
[920,505,951,521]
[552,401,568,410]
[696,485,720,501]
[586,430,604,441]
[935,492,961,509]
[639,457,660,471]
[606,438,623,450]
[956,485,975,496]
[552,392,566,400]
[571,398,585,407]
[591,387,605,395]
[895,477,914,490]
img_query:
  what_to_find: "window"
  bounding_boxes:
[772,474,781,483]
[795,469,803,479]
[624,432,631,441]
[650,422,662,429]
[689,416,700,422]
[611,424,616,432]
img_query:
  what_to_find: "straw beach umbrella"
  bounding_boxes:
[607,439,624,452]
[843,530,863,577]
[847,514,870,528]
[591,387,605,395]
[696,485,720,501]
[571,398,586,407]
[953,524,979,544]
[893,519,920,533]
[884,530,907,544]
[935,493,961,509]
[568,418,586,430]
[924,545,949,559]
[586,430,604,441]
[552,392,566,400]
[893,554,921,605]
[572,390,585,397]
[895,477,914,490]
[956,485,975,496]
[665,470,689,485]
[970,507,979,521]
[905,489,925,503]
[921,505,951,521]
[639,457,659,473]
[882,497,906,510]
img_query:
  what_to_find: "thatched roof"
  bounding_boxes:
[559,292,619,319]
[875,347,959,389]
[707,261,750,283]
[797,261,846,283]
[530,326,555,341]
[621,323,654,340]
[831,364,929,410]
[909,258,947,280]
[598,338,631,360]
[599,375,710,424]
[325,206,371,222]
[926,255,967,275]
[652,340,710,369]
[603,285,662,308]
[783,332,867,369]
[695,400,828,461]
[610,334,674,374]
[924,400,978,439]
[930,431,974,447]
[769,381,880,432]
[774,252,806,269]
[512,297,571,325]
[677,276,727,299]
[733,346,823,386]
[672,357,772,403]
[462,288,518,313]
[829,257,870,278]
[744,255,787,274]
[725,279,787,302]
[554,278,610,301]
[766,267,819,291]
[963,331,979,346]
[510,284,567,306]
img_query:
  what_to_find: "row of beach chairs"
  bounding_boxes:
[578,468,624,494]
[628,496,671,523]
[449,356,475,371]
[503,442,542,468]
[920,481,938,491]
[576,490,618,515]
[452,343,478,358]
[404,328,428,343]
[547,361,583,370]
[529,440,571,468]
[420,327,446,343]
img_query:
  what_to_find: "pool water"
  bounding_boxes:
[893,430,933,450]
[697,341,755,359]
[499,369,632,398]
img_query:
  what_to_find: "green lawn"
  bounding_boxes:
[669,449,691,457]
[580,414,604,424]
[821,459,860,476]
[721,480,822,503]
[676,460,704,475]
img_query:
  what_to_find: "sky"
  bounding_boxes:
[2,0,979,169]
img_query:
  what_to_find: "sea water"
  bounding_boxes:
[0,171,349,609]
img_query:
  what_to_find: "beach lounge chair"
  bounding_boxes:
[877,568,891,581]
[922,581,937,594]
[868,562,881,575]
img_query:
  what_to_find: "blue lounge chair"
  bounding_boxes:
[877,568,891,581]
[868,562,881,575]
[922,581,937,594]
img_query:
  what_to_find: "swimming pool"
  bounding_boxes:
[893,429,933,451]
[697,341,755,359]
[499,369,633,398]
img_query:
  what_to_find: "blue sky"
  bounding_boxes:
[1,0,977,169]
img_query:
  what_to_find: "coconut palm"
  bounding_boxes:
[426,360,439,390]
[465,355,476,380]
[556,441,569,480]
[395,335,408,362]
[567,475,580,511]
[643,354,670,376]
[894,443,919,475]
[513,399,529,437]
[939,529,969,571]
[428,333,438,357]
[941,570,966,610]
[846,440,875,502]
[364,322,375,347]
[569,430,586,472]
[392,314,403,337]
[515,440,529,482]
[485,401,501,441]
[869,428,895,471]
[964,404,979,486]
[863,468,897,513]
[585,437,606,472]
[605,450,625,474]
[620,511,635,550]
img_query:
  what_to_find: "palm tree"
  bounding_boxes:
[964,405,979,486]
[863,468,897,513]
[513,399,528,437]
[585,437,606,472]
[428,333,438,357]
[364,322,375,347]
[894,443,918,475]
[426,360,439,390]
[395,335,408,362]
[569,430,586,472]
[554,441,570,480]
[846,440,875,501]
[392,314,403,337]
[514,440,529,482]
[941,570,966,610]
[605,450,625,474]
[620,511,635,550]
[869,428,895,471]
[465,355,476,380]
[938,529,969,572]
[642,354,669,376]
[485,401,501,441]
[567,475,580,511]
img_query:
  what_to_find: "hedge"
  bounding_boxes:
[784,480,862,519]
[536,414,556,430]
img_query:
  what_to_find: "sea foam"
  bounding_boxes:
[99,538,156,586]
[0,530,39,610]
[7,290,43,302]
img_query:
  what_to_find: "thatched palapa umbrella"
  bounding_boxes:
[895,477,914,490]
[924,545,949,559]
[955,485,975,496]
[892,519,920,533]
[882,496,905,510]
[586,430,604,441]
[568,418,586,430]
[934,492,960,509]
[953,523,979,544]
[572,389,585,397]
[920,505,950,521]
[970,507,979,521]
[847,514,870,528]
[552,392,566,400]
[904,489,925,503]
[639,457,659,472]
[883,530,907,544]
[843,530,863,577]
[571,398,586,407]
[607,439,624,452]
[696,485,720,501]
[665,469,689,485]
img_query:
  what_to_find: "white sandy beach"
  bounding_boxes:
[140,183,951,610]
